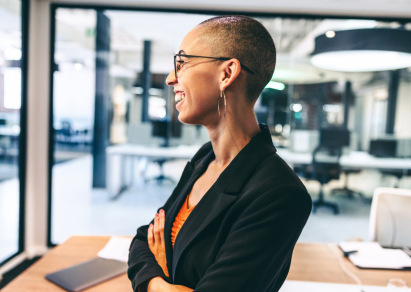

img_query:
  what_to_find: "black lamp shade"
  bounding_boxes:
[311,28,411,72]
[312,28,411,55]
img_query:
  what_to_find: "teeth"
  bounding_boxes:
[175,92,185,103]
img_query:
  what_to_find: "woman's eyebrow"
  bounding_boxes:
[177,50,186,55]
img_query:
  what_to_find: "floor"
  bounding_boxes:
[1,153,411,264]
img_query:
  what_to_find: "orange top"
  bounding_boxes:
[171,195,195,249]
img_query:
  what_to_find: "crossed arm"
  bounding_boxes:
[146,209,193,292]
[131,186,311,292]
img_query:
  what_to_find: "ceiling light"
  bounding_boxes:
[325,30,335,38]
[292,103,303,112]
[311,28,411,72]
[74,62,83,70]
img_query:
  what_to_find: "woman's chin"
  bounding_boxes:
[178,114,199,125]
[178,115,192,124]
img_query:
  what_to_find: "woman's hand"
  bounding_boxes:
[148,209,169,277]
[148,277,194,292]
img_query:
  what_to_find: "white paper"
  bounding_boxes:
[349,248,411,269]
[97,236,132,263]
[280,280,411,292]
[338,241,383,253]
[339,241,411,269]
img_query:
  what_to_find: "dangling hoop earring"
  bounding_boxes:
[218,91,227,119]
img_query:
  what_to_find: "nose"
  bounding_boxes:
[166,70,177,86]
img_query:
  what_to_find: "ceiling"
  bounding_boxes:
[53,0,411,19]
[1,2,410,86]
[56,9,397,85]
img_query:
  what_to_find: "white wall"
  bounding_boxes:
[395,80,411,138]
[53,62,95,129]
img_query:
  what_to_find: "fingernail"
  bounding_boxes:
[160,209,164,215]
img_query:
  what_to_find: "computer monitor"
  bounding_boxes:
[151,119,182,147]
[369,139,397,157]
[319,127,350,148]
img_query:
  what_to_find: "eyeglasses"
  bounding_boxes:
[173,53,254,78]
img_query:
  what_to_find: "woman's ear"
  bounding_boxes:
[220,59,242,91]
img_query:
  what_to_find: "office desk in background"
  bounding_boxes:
[3,236,411,291]
[0,126,20,138]
[106,145,411,199]
[277,149,411,170]
[106,144,200,198]
[0,126,20,157]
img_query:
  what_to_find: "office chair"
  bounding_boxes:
[369,187,411,248]
[369,139,406,188]
[331,168,365,200]
[311,144,341,214]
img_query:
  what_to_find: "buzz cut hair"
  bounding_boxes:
[197,15,276,103]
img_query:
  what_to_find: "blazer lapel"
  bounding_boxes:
[164,148,215,279]
[164,161,194,277]
[171,182,237,278]
[171,125,277,279]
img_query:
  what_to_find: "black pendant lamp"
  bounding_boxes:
[311,28,411,72]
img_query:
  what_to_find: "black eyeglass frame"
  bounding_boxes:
[173,53,254,78]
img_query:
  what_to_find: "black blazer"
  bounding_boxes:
[128,125,312,292]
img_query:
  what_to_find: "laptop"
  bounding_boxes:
[45,257,128,292]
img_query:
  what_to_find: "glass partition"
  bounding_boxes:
[0,0,23,265]
[50,7,411,244]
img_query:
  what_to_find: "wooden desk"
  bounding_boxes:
[287,243,411,286]
[3,236,131,292]
[3,236,411,291]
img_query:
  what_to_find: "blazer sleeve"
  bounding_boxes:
[127,221,169,291]
[127,158,198,290]
[194,186,312,292]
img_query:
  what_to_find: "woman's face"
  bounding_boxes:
[166,29,222,126]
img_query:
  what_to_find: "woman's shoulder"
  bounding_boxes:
[246,152,311,201]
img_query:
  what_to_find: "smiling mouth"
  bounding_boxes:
[175,92,185,104]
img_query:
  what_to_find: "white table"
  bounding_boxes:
[106,145,411,199]
[0,125,20,137]
[276,148,411,171]
[0,126,20,157]
[106,144,200,199]
[340,151,411,170]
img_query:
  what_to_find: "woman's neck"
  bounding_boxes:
[206,110,260,169]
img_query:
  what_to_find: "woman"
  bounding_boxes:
[128,15,312,292]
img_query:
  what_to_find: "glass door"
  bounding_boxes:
[0,0,24,266]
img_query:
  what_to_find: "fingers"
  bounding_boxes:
[159,210,166,247]
[147,223,154,249]
[148,210,169,277]
[154,213,160,244]
[148,209,166,248]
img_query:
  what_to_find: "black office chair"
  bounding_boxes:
[311,144,341,214]
[368,139,407,188]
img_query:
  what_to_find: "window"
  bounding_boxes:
[0,0,25,266]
